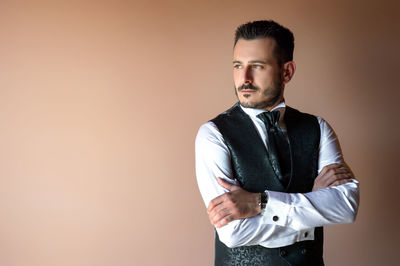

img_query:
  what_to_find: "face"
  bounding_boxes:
[233,38,284,110]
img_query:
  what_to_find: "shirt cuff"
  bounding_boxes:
[260,190,291,227]
[260,190,315,246]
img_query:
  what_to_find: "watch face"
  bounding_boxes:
[261,192,268,203]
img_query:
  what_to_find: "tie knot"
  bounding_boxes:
[257,110,281,127]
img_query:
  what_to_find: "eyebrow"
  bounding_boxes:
[232,60,267,64]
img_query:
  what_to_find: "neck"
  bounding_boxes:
[264,98,284,111]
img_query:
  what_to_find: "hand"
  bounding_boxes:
[207,177,261,228]
[312,163,353,191]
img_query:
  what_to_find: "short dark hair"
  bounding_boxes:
[234,20,294,65]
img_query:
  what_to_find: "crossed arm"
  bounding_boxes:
[208,163,355,228]
[195,120,360,248]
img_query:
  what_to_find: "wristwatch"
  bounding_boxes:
[259,191,268,212]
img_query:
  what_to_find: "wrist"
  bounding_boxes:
[258,191,268,214]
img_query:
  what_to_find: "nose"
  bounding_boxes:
[244,66,253,84]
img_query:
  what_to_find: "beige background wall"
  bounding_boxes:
[0,0,399,265]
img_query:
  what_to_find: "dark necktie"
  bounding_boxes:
[257,110,292,187]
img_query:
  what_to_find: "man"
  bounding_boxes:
[195,20,359,266]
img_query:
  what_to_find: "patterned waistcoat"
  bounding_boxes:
[211,103,324,266]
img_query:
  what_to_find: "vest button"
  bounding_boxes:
[272,215,279,222]
[280,249,287,257]
[301,248,307,255]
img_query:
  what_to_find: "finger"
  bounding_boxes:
[322,163,342,172]
[332,168,350,175]
[208,199,227,220]
[329,179,352,187]
[209,207,231,225]
[217,177,235,191]
[207,194,225,213]
[216,214,235,228]
[326,173,352,187]
[320,172,349,187]
[319,166,350,182]
[317,163,342,178]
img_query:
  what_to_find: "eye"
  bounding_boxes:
[233,64,242,69]
[252,64,264,69]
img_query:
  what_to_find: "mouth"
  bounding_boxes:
[241,89,256,93]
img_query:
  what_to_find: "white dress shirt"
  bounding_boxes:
[195,102,359,248]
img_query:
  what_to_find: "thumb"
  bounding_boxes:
[217,177,237,191]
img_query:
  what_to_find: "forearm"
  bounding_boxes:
[216,214,315,248]
[196,166,309,248]
[261,180,359,231]
[215,179,359,248]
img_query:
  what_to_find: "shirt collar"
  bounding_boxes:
[240,102,286,121]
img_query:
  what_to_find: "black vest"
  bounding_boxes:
[211,103,324,266]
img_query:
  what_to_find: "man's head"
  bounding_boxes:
[233,20,296,110]
[234,20,294,67]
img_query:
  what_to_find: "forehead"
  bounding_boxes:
[233,38,276,62]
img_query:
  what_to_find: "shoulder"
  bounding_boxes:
[196,103,242,146]
[195,121,224,147]
[211,103,244,124]
[286,106,334,133]
[196,121,219,137]
[285,106,317,121]
[195,121,231,163]
[285,106,321,137]
[316,116,339,142]
[316,116,330,130]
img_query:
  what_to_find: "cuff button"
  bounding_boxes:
[272,215,279,222]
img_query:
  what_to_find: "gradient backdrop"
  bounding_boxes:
[0,0,399,265]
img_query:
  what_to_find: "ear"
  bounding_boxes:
[281,61,296,84]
